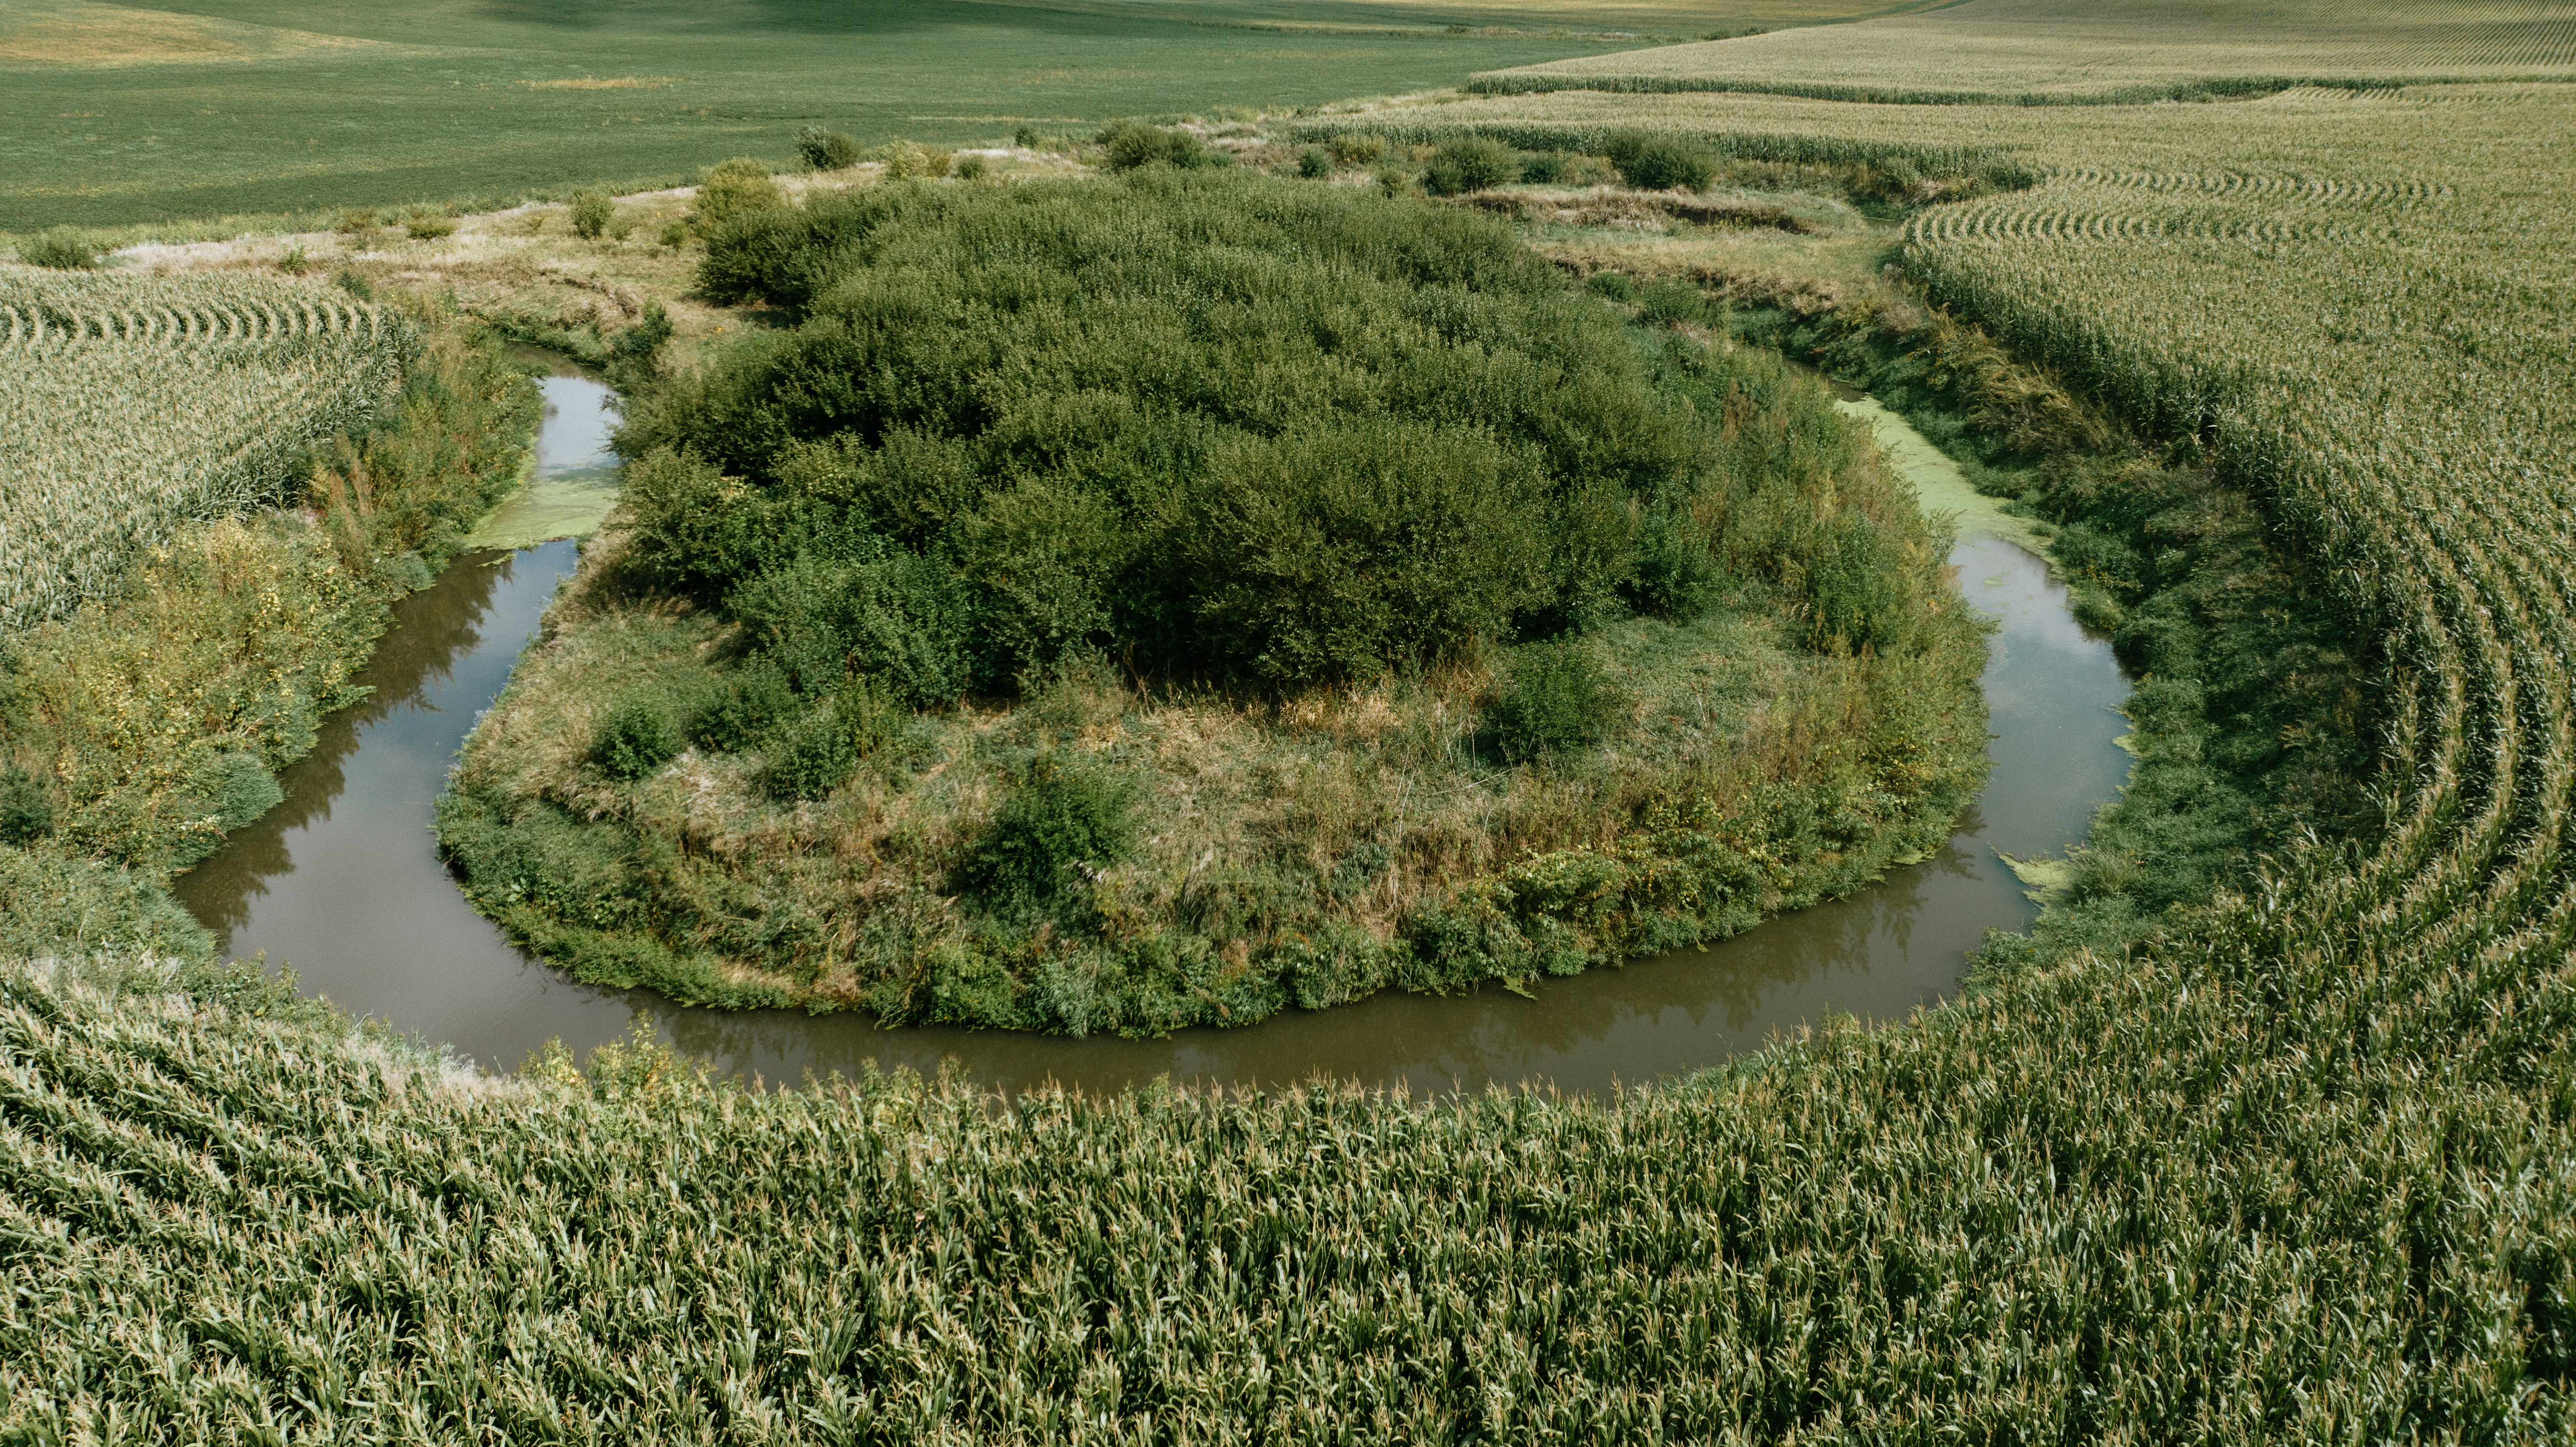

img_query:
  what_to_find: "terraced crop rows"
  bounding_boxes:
[0,273,407,631]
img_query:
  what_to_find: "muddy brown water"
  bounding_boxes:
[175,374,2132,1094]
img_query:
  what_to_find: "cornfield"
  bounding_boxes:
[0,271,408,631]
[13,5,2576,1432]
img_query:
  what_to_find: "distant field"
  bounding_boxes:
[0,0,1933,229]
[1470,0,2576,101]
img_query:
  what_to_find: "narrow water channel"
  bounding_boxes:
[176,373,2132,1094]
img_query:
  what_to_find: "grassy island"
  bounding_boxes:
[435,172,1988,1031]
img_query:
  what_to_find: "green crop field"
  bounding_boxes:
[0,270,406,629]
[0,0,1932,230]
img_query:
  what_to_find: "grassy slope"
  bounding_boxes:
[0,0,1923,229]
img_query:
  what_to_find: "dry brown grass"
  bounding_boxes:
[516,76,680,90]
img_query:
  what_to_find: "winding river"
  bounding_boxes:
[175,370,2131,1094]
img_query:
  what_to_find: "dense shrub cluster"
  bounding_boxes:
[1421,136,1516,195]
[794,125,862,170]
[1606,131,1717,192]
[1095,122,1227,171]
[651,173,1890,712]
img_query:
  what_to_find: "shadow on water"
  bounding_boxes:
[177,379,2132,1095]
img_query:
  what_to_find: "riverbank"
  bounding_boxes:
[0,299,540,958]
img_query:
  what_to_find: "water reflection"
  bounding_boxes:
[177,387,2132,1094]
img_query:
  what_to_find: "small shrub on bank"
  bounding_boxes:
[877,140,953,180]
[1326,132,1384,166]
[594,697,682,780]
[1808,513,1919,652]
[1422,136,1516,195]
[332,208,378,238]
[1519,150,1567,184]
[691,159,786,228]
[1097,122,1225,170]
[1297,147,1331,178]
[794,126,862,170]
[19,228,98,270]
[1638,278,1713,326]
[402,209,457,240]
[1607,132,1716,192]
[955,154,990,182]
[0,765,55,846]
[1487,638,1624,763]
[569,189,616,239]
[690,657,795,752]
[952,756,1138,912]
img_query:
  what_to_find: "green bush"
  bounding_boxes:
[1625,508,1726,619]
[619,448,774,599]
[191,753,282,832]
[692,158,786,228]
[594,697,683,780]
[1422,137,1516,196]
[955,154,990,182]
[1176,421,1551,686]
[333,268,373,301]
[794,126,862,170]
[569,189,616,240]
[1486,638,1624,763]
[1097,122,1225,171]
[690,658,795,752]
[1808,513,1919,653]
[1585,270,1633,302]
[0,765,54,846]
[1606,133,1717,192]
[625,173,1753,695]
[19,228,99,270]
[613,299,674,364]
[1519,151,1567,184]
[877,141,953,180]
[958,478,1126,683]
[1638,279,1712,326]
[952,756,1137,912]
[758,676,898,801]
[1326,133,1384,166]
[1297,147,1331,179]
[402,209,457,240]
[728,550,975,705]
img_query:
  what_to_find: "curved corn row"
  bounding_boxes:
[1901,85,2576,1148]
[0,273,409,631]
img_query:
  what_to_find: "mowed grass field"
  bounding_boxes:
[0,0,1935,229]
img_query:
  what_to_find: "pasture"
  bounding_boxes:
[0,0,1926,230]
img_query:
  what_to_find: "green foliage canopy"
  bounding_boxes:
[636,172,1785,699]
